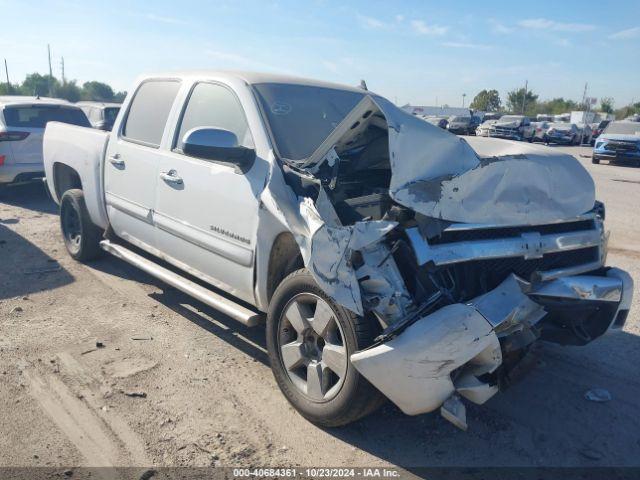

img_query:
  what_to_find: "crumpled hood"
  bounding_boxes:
[304,95,596,226]
[261,95,595,316]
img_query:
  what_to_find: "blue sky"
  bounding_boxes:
[1,0,639,108]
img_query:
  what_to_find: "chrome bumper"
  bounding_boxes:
[406,224,603,267]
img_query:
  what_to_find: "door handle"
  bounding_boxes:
[160,169,183,185]
[108,154,125,167]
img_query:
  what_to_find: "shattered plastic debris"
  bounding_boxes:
[584,388,612,402]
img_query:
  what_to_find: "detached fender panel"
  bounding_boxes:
[351,303,501,415]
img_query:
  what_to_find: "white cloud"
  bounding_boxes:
[488,19,513,34]
[322,60,338,73]
[145,13,188,25]
[609,26,640,39]
[517,18,596,32]
[205,50,253,65]
[395,14,405,23]
[410,20,449,36]
[357,14,387,30]
[441,41,492,50]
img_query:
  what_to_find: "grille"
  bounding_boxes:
[490,126,519,137]
[475,246,599,281]
[430,219,594,245]
[607,141,638,153]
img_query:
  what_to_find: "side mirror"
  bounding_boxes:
[182,127,255,173]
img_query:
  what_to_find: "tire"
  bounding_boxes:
[266,269,385,427]
[592,156,600,164]
[60,189,103,261]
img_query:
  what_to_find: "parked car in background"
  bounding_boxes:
[469,115,482,134]
[422,116,448,129]
[77,101,121,131]
[488,115,534,141]
[593,121,640,165]
[546,123,581,145]
[591,120,610,144]
[447,115,473,135]
[476,119,498,137]
[0,96,90,187]
[531,121,551,143]
[536,114,553,122]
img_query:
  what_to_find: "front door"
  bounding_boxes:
[153,81,266,303]
[104,79,181,250]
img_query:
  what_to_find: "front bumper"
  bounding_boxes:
[547,134,574,144]
[593,150,640,163]
[488,130,522,140]
[351,268,633,421]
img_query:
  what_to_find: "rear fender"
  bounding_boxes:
[44,122,110,229]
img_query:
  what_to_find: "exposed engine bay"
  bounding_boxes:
[258,94,634,430]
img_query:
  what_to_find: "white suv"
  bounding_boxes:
[0,96,89,186]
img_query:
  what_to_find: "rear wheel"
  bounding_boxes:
[60,189,103,261]
[266,269,384,427]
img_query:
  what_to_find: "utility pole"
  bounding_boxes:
[521,80,528,114]
[60,56,65,83]
[47,44,53,96]
[462,93,466,108]
[4,58,9,86]
[581,82,588,108]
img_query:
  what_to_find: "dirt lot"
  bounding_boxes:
[1,145,639,474]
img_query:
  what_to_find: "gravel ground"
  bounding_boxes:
[0,145,639,474]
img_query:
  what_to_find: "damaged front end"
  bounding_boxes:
[259,93,634,429]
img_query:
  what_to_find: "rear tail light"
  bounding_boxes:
[0,131,30,142]
[0,155,5,166]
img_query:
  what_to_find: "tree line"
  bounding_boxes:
[0,73,126,103]
[469,88,638,120]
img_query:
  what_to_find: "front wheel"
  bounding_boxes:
[60,189,103,261]
[266,269,384,427]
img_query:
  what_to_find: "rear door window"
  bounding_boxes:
[122,80,181,147]
[3,105,90,128]
[174,82,253,151]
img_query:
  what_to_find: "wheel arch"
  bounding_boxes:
[266,232,304,304]
[53,162,82,201]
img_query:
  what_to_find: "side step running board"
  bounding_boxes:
[100,240,264,327]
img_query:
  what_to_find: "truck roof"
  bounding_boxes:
[139,70,366,93]
[0,95,74,107]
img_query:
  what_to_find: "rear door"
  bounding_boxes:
[104,79,181,251]
[153,81,265,302]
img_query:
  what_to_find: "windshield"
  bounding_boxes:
[499,115,522,122]
[604,122,640,136]
[3,105,90,128]
[253,83,365,161]
[449,116,470,123]
[104,107,120,124]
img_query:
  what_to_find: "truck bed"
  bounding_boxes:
[43,122,110,229]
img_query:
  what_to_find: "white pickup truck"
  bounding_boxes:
[44,71,633,430]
